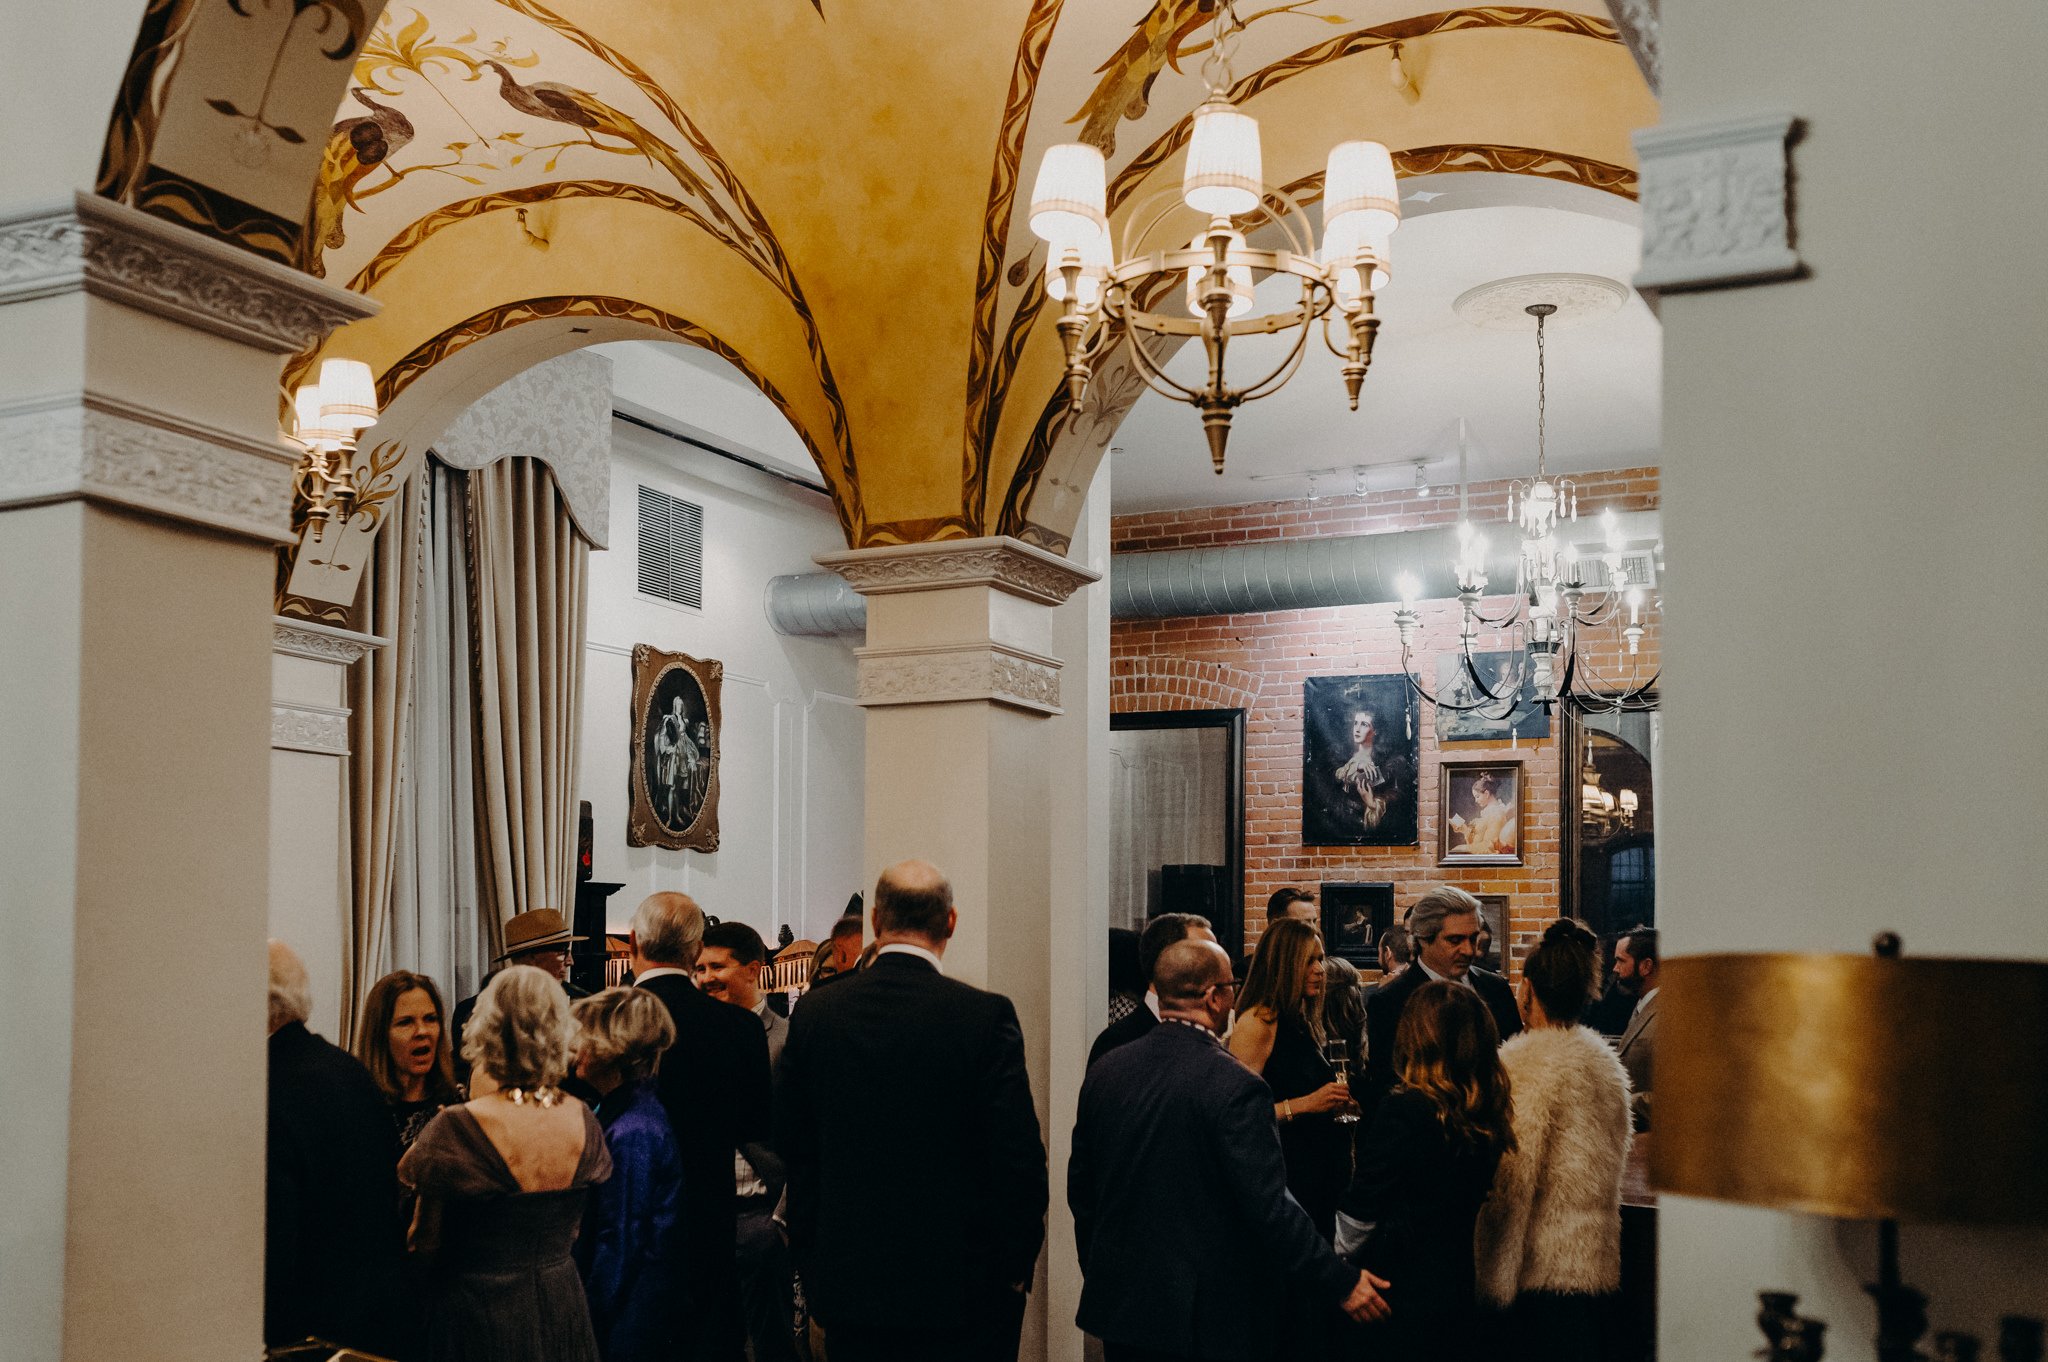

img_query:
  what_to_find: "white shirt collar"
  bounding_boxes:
[751,998,769,1017]
[876,942,943,973]
[1145,991,1162,1020]
[636,965,693,985]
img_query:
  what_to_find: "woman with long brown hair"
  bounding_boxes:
[355,970,467,1151]
[1338,981,1516,1362]
[1229,916,1359,1240]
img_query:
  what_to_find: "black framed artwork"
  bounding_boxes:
[1302,674,1419,846]
[1473,893,1508,974]
[628,644,722,851]
[1320,881,1396,969]
[1433,649,1551,744]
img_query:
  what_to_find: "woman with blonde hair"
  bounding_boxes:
[355,970,466,1151]
[571,987,682,1362]
[1476,919,1632,1361]
[1230,917,1359,1240]
[1338,982,1516,1362]
[400,965,611,1362]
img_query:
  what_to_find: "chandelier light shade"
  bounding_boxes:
[1320,214,1391,298]
[317,357,379,430]
[1029,142,1108,247]
[1323,140,1401,237]
[1045,223,1110,305]
[1184,229,1255,319]
[1181,101,1263,216]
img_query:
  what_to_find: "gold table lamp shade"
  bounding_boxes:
[1652,951,2048,1223]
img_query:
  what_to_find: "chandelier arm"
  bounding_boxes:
[1232,300,1321,403]
[1115,323,1210,405]
[1568,590,1624,627]
[1560,645,1661,712]
[1467,596,1525,630]
[1394,641,1453,709]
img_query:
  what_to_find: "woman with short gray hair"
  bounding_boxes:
[399,965,612,1362]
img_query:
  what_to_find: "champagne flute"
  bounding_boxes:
[1325,1038,1360,1125]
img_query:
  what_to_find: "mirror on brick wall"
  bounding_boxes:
[1109,711,1247,974]
[1564,705,1661,948]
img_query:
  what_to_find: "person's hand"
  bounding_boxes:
[1296,1080,1358,1116]
[1340,1269,1392,1323]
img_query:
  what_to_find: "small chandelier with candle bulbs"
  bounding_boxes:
[1026,0,1399,475]
[289,358,380,541]
[1390,301,1659,716]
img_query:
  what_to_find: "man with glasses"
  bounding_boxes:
[1361,886,1522,1123]
[1069,939,1391,1362]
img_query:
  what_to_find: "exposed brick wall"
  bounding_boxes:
[1112,467,1661,970]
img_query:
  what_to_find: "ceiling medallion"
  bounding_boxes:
[1026,0,1398,476]
[1452,272,1631,330]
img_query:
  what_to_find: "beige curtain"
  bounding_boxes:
[465,457,589,956]
[346,476,426,1034]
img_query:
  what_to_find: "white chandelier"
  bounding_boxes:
[288,358,381,541]
[1392,301,1658,715]
[1025,0,1398,475]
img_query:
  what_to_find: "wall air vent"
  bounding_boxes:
[637,485,704,610]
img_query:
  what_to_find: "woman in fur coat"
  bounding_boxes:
[1476,919,1633,1361]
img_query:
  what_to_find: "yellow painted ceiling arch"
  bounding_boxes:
[273,0,1654,549]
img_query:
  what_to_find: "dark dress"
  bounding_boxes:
[1262,1013,1351,1237]
[399,1104,613,1362]
[1340,1087,1504,1362]
[576,1082,685,1362]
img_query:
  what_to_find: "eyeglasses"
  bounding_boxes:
[1208,978,1239,996]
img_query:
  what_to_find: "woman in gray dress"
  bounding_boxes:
[400,965,612,1362]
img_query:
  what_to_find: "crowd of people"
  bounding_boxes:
[263,867,1658,1362]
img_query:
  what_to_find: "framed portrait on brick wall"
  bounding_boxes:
[1302,675,1419,846]
[1439,760,1522,865]
[1473,893,1509,973]
[628,644,722,852]
[1433,649,1550,744]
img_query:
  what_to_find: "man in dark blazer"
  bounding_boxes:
[1361,887,1521,1121]
[263,941,411,1357]
[1087,911,1214,1068]
[1614,927,1660,1128]
[631,892,773,1362]
[776,860,1048,1362]
[1070,938,1390,1362]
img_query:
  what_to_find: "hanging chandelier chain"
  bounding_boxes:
[1201,0,1244,96]
[1536,306,1548,479]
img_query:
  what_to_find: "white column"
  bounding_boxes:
[270,619,386,1039]
[0,192,374,1362]
[1653,0,2048,1351]
[817,535,1103,1361]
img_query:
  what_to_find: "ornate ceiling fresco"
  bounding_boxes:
[97,0,1656,588]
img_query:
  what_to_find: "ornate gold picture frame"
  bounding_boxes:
[628,644,722,852]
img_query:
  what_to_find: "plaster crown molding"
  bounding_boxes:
[1602,0,1661,95]
[0,393,298,542]
[816,535,1101,606]
[854,641,1064,715]
[1634,113,1801,292]
[272,617,387,665]
[0,193,377,352]
[272,701,351,755]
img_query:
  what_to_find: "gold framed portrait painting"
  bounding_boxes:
[628,644,722,852]
[1439,761,1523,866]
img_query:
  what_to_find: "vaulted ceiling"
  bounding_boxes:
[101,0,1656,555]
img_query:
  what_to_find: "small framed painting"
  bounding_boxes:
[1473,894,1508,974]
[1439,761,1523,866]
[628,644,722,852]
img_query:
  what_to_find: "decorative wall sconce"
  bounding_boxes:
[1656,934,2048,1362]
[289,358,380,541]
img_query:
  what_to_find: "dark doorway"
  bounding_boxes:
[1109,709,1246,961]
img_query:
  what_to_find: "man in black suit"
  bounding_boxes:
[1361,886,1521,1120]
[776,860,1048,1362]
[1087,911,1214,1067]
[1070,938,1391,1362]
[263,941,411,1357]
[632,892,773,1362]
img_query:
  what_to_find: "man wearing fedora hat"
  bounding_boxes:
[450,908,590,1078]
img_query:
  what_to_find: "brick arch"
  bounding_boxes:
[1111,656,1263,714]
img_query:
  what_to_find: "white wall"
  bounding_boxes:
[579,417,863,946]
[1658,1,2048,1353]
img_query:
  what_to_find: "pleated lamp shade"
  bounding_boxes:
[317,358,379,431]
[1182,102,1262,217]
[1323,140,1401,238]
[1029,143,1108,249]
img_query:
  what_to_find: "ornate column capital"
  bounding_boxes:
[0,192,377,352]
[814,535,1101,606]
[272,617,386,665]
[816,536,1100,714]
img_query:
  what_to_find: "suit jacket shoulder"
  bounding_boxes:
[1087,1004,1157,1068]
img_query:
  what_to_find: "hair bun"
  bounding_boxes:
[1542,918,1597,949]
